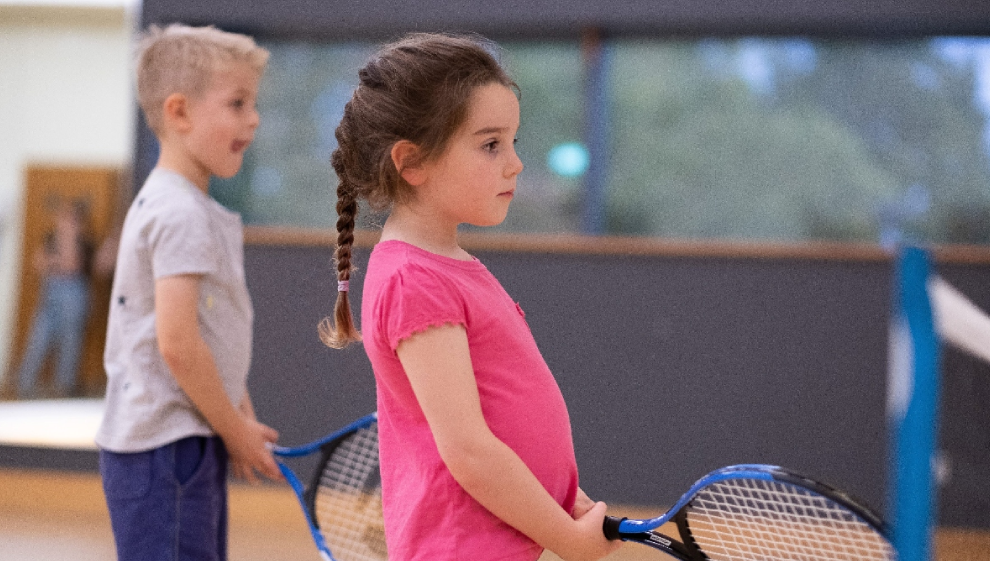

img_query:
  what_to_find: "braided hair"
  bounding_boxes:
[320,32,517,348]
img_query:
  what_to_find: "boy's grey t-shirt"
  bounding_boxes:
[96,168,254,452]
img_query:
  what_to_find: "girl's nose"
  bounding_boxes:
[506,148,524,177]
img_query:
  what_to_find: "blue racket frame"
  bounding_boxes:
[613,463,888,537]
[270,412,379,561]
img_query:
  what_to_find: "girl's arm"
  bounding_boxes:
[156,274,282,483]
[396,323,621,561]
[572,487,596,519]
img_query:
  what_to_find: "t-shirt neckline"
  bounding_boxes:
[374,239,485,271]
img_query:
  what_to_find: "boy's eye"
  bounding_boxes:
[483,140,499,152]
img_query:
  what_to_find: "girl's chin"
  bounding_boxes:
[467,215,509,228]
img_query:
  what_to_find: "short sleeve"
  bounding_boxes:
[147,198,218,279]
[380,263,468,351]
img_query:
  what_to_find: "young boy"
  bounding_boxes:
[95,24,282,560]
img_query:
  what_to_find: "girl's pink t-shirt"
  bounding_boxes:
[362,240,579,560]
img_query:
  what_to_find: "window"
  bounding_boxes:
[212,37,990,245]
[608,38,990,244]
[211,42,377,227]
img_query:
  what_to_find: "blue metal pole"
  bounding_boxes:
[581,28,610,235]
[889,245,939,561]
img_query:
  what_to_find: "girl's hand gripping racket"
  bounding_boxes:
[271,412,387,561]
[603,464,894,561]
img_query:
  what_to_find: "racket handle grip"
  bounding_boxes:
[603,515,626,541]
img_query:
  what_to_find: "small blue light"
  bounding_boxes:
[547,142,589,178]
[251,166,283,196]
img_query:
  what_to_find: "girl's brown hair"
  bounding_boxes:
[319,32,517,349]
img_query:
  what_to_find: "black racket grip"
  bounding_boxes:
[603,515,627,540]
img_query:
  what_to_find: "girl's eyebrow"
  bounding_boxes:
[473,125,512,136]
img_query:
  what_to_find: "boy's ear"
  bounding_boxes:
[162,93,192,132]
[391,140,427,186]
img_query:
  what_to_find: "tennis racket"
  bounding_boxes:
[271,412,387,561]
[603,463,894,560]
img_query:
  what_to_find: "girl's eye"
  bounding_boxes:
[231,99,245,109]
[483,140,499,152]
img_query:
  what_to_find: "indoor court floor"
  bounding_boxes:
[1,399,989,560]
[0,467,673,561]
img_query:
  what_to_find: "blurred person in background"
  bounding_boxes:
[15,197,94,399]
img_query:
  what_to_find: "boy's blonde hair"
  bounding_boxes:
[136,23,269,135]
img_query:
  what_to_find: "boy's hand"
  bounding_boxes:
[225,418,282,484]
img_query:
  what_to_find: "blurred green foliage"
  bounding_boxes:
[212,37,990,245]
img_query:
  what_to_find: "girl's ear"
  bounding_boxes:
[391,140,427,186]
[162,93,192,133]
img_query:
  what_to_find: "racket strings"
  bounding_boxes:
[314,425,388,561]
[685,478,894,561]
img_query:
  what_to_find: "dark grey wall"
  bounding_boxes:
[142,0,990,39]
[243,243,990,529]
[927,263,990,528]
[4,244,988,528]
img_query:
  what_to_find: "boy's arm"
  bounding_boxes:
[239,392,258,419]
[155,274,282,482]
[396,323,621,561]
[232,392,267,482]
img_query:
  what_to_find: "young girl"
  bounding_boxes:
[323,33,621,561]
